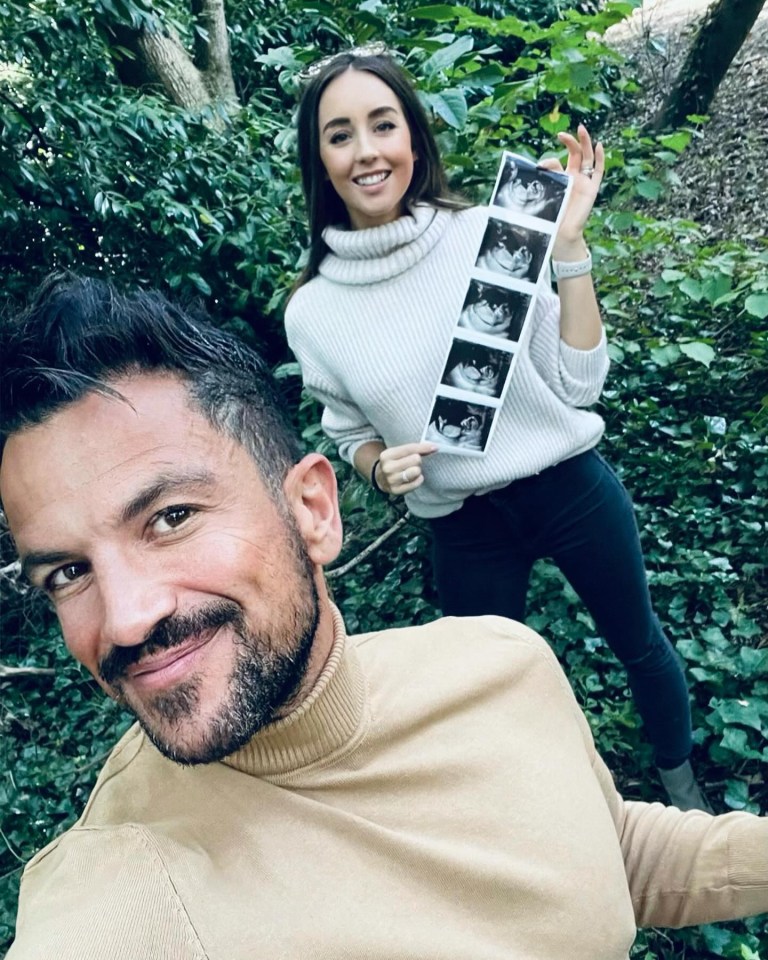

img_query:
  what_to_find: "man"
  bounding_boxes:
[2,274,766,959]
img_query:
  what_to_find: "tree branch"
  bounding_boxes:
[0,664,56,679]
[326,514,410,581]
[136,21,213,109]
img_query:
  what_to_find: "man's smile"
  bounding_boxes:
[125,628,221,692]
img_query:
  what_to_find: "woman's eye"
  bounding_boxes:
[153,506,194,534]
[375,121,395,133]
[47,563,88,592]
[329,131,350,145]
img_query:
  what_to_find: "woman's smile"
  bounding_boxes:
[318,69,416,230]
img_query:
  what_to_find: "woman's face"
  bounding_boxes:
[318,69,416,230]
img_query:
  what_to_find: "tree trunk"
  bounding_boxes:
[649,0,765,131]
[191,0,239,104]
[100,1,238,113]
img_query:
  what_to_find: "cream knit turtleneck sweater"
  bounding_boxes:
[285,205,611,518]
[9,611,768,959]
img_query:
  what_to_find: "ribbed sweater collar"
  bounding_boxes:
[319,204,452,285]
[222,606,368,779]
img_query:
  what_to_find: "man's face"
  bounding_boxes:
[1,374,328,765]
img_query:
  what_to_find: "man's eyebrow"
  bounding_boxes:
[21,551,74,583]
[18,471,217,583]
[119,470,217,525]
[321,105,397,134]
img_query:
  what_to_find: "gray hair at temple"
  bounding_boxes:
[0,273,303,500]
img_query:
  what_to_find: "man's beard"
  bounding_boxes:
[99,537,320,766]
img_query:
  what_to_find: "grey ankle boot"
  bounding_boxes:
[658,761,714,813]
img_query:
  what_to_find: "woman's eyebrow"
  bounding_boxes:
[321,105,397,134]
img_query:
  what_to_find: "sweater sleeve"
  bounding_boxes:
[8,825,207,960]
[584,718,768,928]
[285,301,383,464]
[527,286,610,407]
[297,353,383,465]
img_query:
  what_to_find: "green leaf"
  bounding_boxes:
[408,4,457,20]
[421,35,474,78]
[679,277,704,301]
[635,178,662,200]
[424,89,468,129]
[744,293,768,319]
[720,728,763,760]
[724,777,750,810]
[658,131,691,154]
[458,64,504,87]
[539,109,570,134]
[679,341,715,367]
[186,273,211,295]
[649,343,680,366]
[700,923,735,954]
[590,91,613,108]
[701,272,731,305]
[711,698,768,734]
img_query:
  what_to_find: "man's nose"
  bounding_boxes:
[98,553,178,650]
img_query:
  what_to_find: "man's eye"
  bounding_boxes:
[152,506,194,534]
[47,563,88,592]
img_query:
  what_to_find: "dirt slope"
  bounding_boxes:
[607,0,768,241]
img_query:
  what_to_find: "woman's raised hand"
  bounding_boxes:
[538,124,604,253]
[376,441,438,495]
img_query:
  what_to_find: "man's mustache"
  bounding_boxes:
[99,600,243,686]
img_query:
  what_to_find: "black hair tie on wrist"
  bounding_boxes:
[371,458,385,494]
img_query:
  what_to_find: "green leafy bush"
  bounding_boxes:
[1,1,765,956]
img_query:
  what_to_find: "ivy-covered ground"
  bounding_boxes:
[1,1,766,956]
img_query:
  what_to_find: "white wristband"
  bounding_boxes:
[551,250,592,280]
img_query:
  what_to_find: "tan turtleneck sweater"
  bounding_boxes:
[9,613,768,959]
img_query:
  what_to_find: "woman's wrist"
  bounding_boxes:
[552,250,592,280]
[552,235,589,262]
[370,458,387,494]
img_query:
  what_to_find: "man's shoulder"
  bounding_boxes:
[353,613,551,652]
[10,727,207,957]
[10,818,205,960]
[351,615,571,692]
[20,722,158,869]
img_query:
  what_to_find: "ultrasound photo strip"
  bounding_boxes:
[421,151,572,456]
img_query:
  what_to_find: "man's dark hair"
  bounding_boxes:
[0,273,303,499]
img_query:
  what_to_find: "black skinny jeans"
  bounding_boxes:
[429,449,692,768]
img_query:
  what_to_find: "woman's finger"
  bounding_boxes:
[381,441,437,462]
[557,125,600,180]
[381,453,423,477]
[577,124,594,167]
[536,157,564,173]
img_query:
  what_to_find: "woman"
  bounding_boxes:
[285,51,709,811]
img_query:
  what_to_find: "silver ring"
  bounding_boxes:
[580,163,594,177]
[401,468,412,483]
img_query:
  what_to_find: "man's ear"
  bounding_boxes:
[283,454,343,567]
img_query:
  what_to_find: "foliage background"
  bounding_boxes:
[1,0,766,956]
